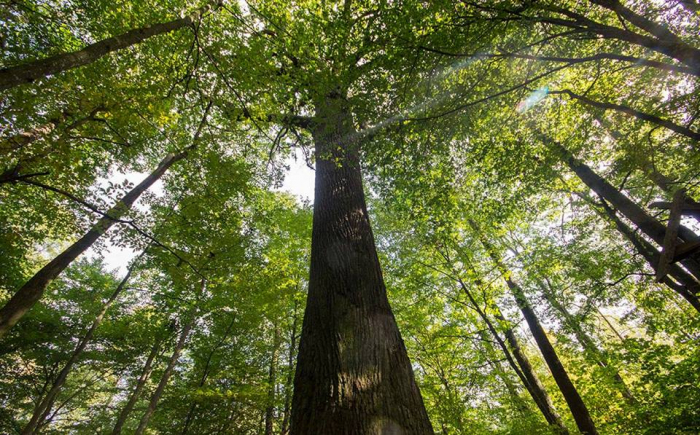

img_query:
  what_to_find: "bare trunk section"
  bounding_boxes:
[453,275,568,433]
[112,337,163,435]
[544,135,700,280]
[181,314,237,434]
[0,151,186,337]
[264,326,281,435]
[134,279,205,435]
[290,94,433,434]
[472,224,598,435]
[506,277,597,434]
[597,199,700,311]
[0,2,220,91]
[539,277,636,402]
[280,300,299,435]
[0,102,210,337]
[22,250,146,434]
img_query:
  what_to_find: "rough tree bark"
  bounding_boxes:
[0,3,221,91]
[290,93,433,434]
[472,224,598,435]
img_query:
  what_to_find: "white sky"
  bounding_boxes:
[89,153,315,274]
[278,149,315,202]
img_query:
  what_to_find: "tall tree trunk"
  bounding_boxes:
[0,152,186,337]
[600,119,700,223]
[0,3,220,91]
[543,135,700,279]
[539,3,700,74]
[0,102,210,338]
[508,277,598,434]
[590,0,700,71]
[472,225,598,435]
[264,325,281,435]
[22,250,146,434]
[503,235,637,401]
[553,89,700,144]
[478,329,534,418]
[290,94,433,434]
[134,279,205,435]
[181,313,237,435]
[595,198,700,311]
[112,337,163,435]
[280,300,299,435]
[538,277,636,402]
[453,275,568,433]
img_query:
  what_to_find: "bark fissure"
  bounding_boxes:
[290,95,433,434]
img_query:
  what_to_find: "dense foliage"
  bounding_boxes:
[1,0,699,433]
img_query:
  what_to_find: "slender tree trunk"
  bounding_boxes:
[0,3,220,91]
[0,102,210,338]
[590,0,700,72]
[596,199,700,311]
[507,276,597,434]
[503,235,637,401]
[181,313,237,435]
[22,251,146,434]
[453,275,568,433]
[478,330,533,418]
[134,279,205,435]
[290,94,433,434]
[554,89,700,144]
[264,325,281,435]
[112,337,163,435]
[0,151,186,338]
[472,226,598,435]
[543,135,700,279]
[280,301,299,435]
[597,110,700,224]
[538,277,636,402]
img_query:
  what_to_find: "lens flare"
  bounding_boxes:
[516,87,549,113]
